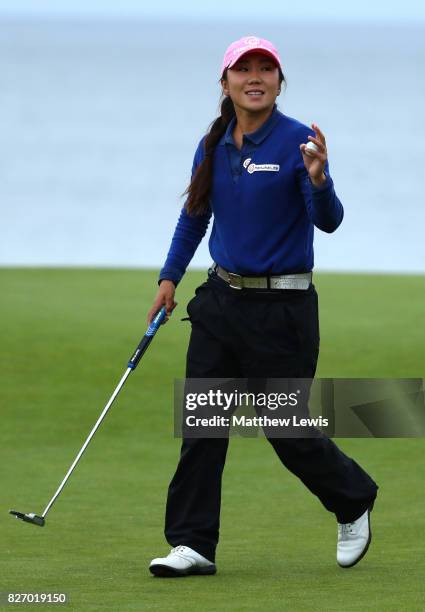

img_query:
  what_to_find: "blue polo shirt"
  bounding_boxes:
[159,104,343,285]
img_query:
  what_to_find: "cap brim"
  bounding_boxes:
[227,48,279,70]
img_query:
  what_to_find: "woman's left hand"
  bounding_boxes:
[299,123,328,187]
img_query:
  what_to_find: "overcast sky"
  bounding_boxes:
[0,0,424,23]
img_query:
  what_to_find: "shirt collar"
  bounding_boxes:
[219,103,280,147]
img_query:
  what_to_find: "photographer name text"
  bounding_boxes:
[185,415,329,428]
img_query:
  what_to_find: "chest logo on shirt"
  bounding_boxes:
[243,158,280,174]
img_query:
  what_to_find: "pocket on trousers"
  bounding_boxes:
[183,283,209,323]
[281,290,319,355]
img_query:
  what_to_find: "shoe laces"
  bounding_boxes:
[171,545,190,556]
[338,522,355,536]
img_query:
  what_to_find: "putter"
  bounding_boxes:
[9,306,168,527]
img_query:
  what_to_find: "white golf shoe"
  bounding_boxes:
[149,545,217,577]
[337,507,373,568]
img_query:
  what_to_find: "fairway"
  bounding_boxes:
[1,268,424,611]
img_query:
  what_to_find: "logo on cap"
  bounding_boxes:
[245,36,260,46]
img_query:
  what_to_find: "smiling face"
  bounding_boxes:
[221,51,281,114]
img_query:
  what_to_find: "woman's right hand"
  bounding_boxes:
[147,280,177,324]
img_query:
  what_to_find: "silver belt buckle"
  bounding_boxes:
[228,272,243,290]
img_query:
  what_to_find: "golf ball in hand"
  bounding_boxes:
[305,141,319,157]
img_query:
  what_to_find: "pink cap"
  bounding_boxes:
[221,35,282,77]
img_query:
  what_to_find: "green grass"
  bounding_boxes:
[1,268,424,611]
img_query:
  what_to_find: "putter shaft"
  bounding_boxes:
[42,367,132,518]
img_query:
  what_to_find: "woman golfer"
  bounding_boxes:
[147,35,378,577]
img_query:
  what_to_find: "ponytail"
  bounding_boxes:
[182,94,235,216]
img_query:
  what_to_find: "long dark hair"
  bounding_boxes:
[182,67,286,216]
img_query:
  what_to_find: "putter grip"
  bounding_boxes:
[128,306,167,370]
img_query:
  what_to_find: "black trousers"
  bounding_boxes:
[164,271,378,562]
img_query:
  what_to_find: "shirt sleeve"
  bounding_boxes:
[158,137,212,286]
[296,140,344,234]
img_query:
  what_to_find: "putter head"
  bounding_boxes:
[9,510,45,527]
